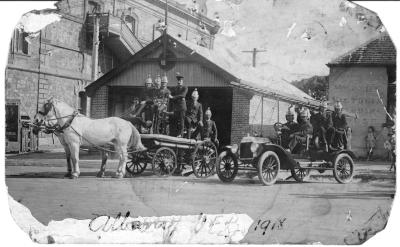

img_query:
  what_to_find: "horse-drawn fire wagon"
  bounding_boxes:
[126,134,218,178]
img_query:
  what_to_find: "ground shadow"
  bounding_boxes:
[6,170,156,179]
[291,190,395,200]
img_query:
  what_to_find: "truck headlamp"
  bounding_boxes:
[250,143,259,153]
[231,144,238,153]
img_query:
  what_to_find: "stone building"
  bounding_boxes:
[5,0,219,152]
[86,33,316,146]
[327,33,396,157]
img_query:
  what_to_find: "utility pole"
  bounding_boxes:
[242,48,267,67]
[87,12,100,117]
[260,96,264,136]
[161,0,169,67]
[91,13,100,81]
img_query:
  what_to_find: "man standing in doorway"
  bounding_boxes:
[169,72,188,137]
[185,88,203,139]
[201,107,219,147]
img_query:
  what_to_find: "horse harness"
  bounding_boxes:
[39,101,79,134]
[36,101,144,154]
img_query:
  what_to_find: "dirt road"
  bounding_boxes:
[5,153,396,244]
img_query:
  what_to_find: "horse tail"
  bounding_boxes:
[128,122,146,151]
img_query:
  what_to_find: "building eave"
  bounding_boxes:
[327,63,396,68]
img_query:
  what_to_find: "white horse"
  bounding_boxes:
[33,97,145,179]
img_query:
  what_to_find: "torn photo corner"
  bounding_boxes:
[3,0,397,245]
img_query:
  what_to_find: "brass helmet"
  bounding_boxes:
[286,107,295,117]
[154,74,161,87]
[161,74,168,85]
[145,74,153,85]
[205,107,212,116]
[320,101,328,110]
[334,101,343,110]
[191,88,199,98]
[300,108,310,118]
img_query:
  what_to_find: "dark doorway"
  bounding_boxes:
[109,87,144,117]
[78,91,87,115]
[186,87,232,147]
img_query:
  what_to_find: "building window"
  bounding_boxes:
[123,13,138,35]
[88,0,101,13]
[13,29,29,55]
[78,91,87,115]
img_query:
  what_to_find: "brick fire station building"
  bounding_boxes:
[5,0,218,152]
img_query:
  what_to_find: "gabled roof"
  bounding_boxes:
[328,33,396,66]
[86,33,317,106]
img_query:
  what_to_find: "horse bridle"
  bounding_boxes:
[37,101,79,133]
[38,101,53,116]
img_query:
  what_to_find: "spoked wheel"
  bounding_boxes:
[126,151,148,176]
[152,147,177,176]
[192,140,218,178]
[258,151,280,186]
[216,151,238,182]
[291,163,311,182]
[333,153,354,183]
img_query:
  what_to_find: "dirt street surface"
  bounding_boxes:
[5,151,396,244]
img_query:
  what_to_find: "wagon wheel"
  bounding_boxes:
[258,151,280,186]
[192,140,218,178]
[290,163,310,182]
[152,147,177,176]
[126,151,148,176]
[333,153,354,184]
[216,151,238,182]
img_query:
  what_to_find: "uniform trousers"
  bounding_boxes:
[174,110,186,137]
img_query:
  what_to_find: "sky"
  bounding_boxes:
[178,0,386,82]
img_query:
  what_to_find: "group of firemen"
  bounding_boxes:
[129,72,219,146]
[280,101,348,153]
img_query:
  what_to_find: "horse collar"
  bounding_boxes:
[57,111,79,133]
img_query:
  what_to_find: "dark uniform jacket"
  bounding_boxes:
[153,87,170,104]
[142,87,155,103]
[332,113,347,130]
[297,120,313,136]
[283,121,299,134]
[202,119,218,141]
[171,85,188,111]
[186,100,203,123]
[314,112,333,129]
[159,87,171,99]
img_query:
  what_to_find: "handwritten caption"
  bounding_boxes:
[88,211,247,239]
[253,217,287,235]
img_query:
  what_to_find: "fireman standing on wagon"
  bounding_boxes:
[185,88,203,139]
[201,107,219,147]
[329,101,348,150]
[281,107,298,149]
[169,72,188,137]
[160,74,171,100]
[132,74,154,117]
[313,101,333,152]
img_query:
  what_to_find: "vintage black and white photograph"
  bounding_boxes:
[2,0,398,244]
